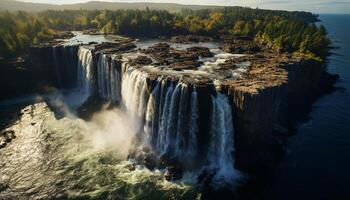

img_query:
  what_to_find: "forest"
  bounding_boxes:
[0,7,330,61]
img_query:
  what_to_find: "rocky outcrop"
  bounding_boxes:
[187,46,214,58]
[0,130,16,149]
[170,35,213,43]
[80,39,337,176]
[0,34,337,182]
[220,54,338,173]
[139,43,216,71]
[130,55,153,66]
[95,41,136,53]
[0,43,79,100]
[221,37,261,54]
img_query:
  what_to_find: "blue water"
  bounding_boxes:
[264,14,350,199]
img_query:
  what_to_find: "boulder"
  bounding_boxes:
[171,60,201,71]
[130,55,153,66]
[187,46,214,58]
[222,39,261,54]
[159,156,184,181]
[144,42,170,53]
[0,130,16,149]
[164,165,184,181]
[170,35,213,43]
[170,49,198,61]
[95,41,136,53]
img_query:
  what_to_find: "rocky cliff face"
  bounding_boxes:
[0,44,79,100]
[0,35,338,180]
[224,55,338,173]
[72,39,337,177]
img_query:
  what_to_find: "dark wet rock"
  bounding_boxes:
[187,46,214,58]
[222,38,261,54]
[170,49,198,61]
[142,43,171,62]
[95,41,136,53]
[88,41,98,45]
[115,37,135,43]
[143,43,205,69]
[171,60,201,71]
[0,182,8,192]
[0,130,15,149]
[117,42,137,52]
[77,95,108,120]
[128,146,158,170]
[164,163,184,181]
[130,55,153,66]
[148,42,170,52]
[197,168,216,186]
[217,56,251,70]
[159,155,184,181]
[218,59,239,70]
[171,35,213,43]
[222,43,260,54]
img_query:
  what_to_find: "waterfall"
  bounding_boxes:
[165,83,182,155]
[174,84,189,157]
[208,93,240,185]
[97,54,121,102]
[144,81,161,146]
[121,66,149,131]
[78,50,240,184]
[142,80,200,162]
[77,47,93,94]
[157,82,174,153]
[187,88,199,158]
[97,54,107,98]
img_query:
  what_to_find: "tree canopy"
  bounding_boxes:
[0,7,329,61]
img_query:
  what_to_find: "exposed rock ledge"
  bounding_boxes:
[85,38,338,174]
[2,35,338,177]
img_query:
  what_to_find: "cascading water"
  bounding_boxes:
[77,47,94,95]
[75,48,240,185]
[143,81,200,163]
[157,82,174,153]
[208,93,240,185]
[121,65,149,131]
[97,54,121,102]
[187,88,199,158]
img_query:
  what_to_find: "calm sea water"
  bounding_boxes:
[263,14,350,199]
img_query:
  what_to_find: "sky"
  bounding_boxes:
[19,0,350,13]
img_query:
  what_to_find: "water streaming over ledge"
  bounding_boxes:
[77,47,94,95]
[91,48,241,184]
[0,39,243,199]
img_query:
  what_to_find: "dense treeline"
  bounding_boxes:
[0,11,55,58]
[0,7,329,61]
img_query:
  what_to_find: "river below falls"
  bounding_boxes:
[0,91,200,200]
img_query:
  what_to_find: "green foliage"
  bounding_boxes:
[0,11,55,58]
[0,7,329,60]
